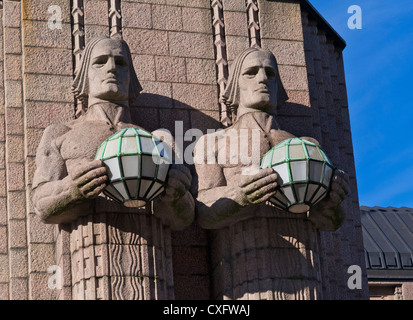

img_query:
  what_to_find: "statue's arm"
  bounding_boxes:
[194,135,278,229]
[32,125,107,224]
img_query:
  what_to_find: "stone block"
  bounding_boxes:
[9,278,28,300]
[84,25,108,43]
[0,254,9,282]
[0,116,4,141]
[159,108,190,135]
[84,0,109,26]
[130,107,159,133]
[5,107,24,135]
[129,54,155,82]
[155,56,186,83]
[8,219,27,249]
[152,5,182,31]
[186,58,216,85]
[226,35,250,62]
[134,81,173,108]
[25,101,74,129]
[0,226,7,254]
[0,284,9,300]
[29,273,57,300]
[224,11,248,37]
[121,2,152,29]
[190,109,221,132]
[182,7,211,33]
[3,1,21,28]
[0,198,7,225]
[9,249,28,278]
[24,47,72,76]
[223,0,247,12]
[278,65,309,91]
[6,135,24,163]
[0,169,5,197]
[24,74,73,102]
[29,213,55,243]
[22,0,71,22]
[30,243,55,272]
[172,83,218,110]
[165,0,210,8]
[169,32,214,59]
[123,28,169,56]
[4,28,21,54]
[262,39,306,66]
[22,20,72,49]
[6,162,25,191]
[4,54,21,81]
[7,191,26,220]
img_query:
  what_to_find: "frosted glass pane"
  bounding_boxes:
[289,138,301,144]
[104,158,121,180]
[309,160,323,183]
[126,179,139,198]
[261,152,271,168]
[320,149,332,165]
[290,161,307,181]
[273,191,288,207]
[157,163,170,182]
[146,182,162,199]
[113,181,129,200]
[121,155,140,177]
[95,143,105,159]
[282,186,295,204]
[137,128,151,136]
[110,129,125,139]
[103,139,119,158]
[305,183,320,202]
[121,136,138,154]
[288,144,305,159]
[312,186,327,204]
[124,128,136,136]
[306,145,323,160]
[140,137,155,154]
[104,184,123,202]
[139,179,153,198]
[323,165,333,186]
[272,147,286,164]
[150,186,165,200]
[294,184,307,202]
[272,163,290,185]
[141,155,157,178]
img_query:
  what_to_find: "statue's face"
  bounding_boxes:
[88,38,130,102]
[238,50,278,112]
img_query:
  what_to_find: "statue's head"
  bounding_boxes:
[72,36,142,106]
[221,47,288,119]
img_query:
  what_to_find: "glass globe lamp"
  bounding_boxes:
[95,127,171,207]
[261,138,335,213]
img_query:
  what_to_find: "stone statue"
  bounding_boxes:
[194,47,350,299]
[31,36,194,299]
[32,36,194,229]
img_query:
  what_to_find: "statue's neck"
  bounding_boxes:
[234,111,280,132]
[85,102,132,126]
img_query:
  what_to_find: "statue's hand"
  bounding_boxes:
[160,164,191,203]
[69,160,108,200]
[319,169,350,209]
[308,169,350,231]
[237,168,278,207]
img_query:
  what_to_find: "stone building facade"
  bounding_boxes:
[0,0,369,299]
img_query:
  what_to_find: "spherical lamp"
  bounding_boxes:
[261,138,335,213]
[95,127,171,207]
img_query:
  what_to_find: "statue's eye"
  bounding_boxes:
[115,56,128,67]
[242,67,259,78]
[265,67,276,79]
[93,56,108,67]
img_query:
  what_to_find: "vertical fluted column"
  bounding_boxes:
[108,0,122,38]
[70,210,174,300]
[246,0,261,48]
[211,0,230,126]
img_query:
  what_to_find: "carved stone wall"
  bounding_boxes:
[0,0,368,299]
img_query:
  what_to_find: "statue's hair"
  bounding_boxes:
[71,36,142,105]
[220,47,288,116]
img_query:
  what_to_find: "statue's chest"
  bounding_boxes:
[59,121,116,162]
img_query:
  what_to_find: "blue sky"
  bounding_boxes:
[309,1,413,208]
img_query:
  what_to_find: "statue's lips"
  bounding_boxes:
[104,78,118,84]
[255,88,270,94]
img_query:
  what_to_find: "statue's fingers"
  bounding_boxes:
[168,167,191,190]
[243,172,278,195]
[71,160,105,180]
[80,175,108,198]
[248,182,278,204]
[75,166,108,187]
[239,168,274,188]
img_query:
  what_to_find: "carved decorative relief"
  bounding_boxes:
[246,0,261,48]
